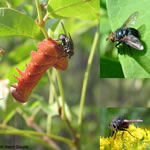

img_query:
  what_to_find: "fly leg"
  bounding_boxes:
[122,43,125,56]
[119,128,136,138]
[115,41,122,54]
[127,45,133,56]
[113,130,117,139]
[121,131,125,140]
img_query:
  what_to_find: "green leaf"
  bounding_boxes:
[100,57,124,78]
[106,0,150,78]
[47,0,100,20]
[0,0,7,7]
[39,100,59,117]
[7,0,24,7]
[0,8,43,40]
[8,40,36,63]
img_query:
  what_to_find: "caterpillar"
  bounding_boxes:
[11,23,74,103]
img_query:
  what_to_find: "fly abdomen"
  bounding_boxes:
[127,28,141,39]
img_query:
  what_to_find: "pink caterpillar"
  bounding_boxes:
[11,38,69,103]
[11,23,74,103]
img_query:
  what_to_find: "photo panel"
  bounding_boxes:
[0,0,100,150]
[100,0,150,78]
[97,78,150,107]
[99,107,150,149]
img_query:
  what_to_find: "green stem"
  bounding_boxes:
[35,0,43,23]
[47,69,60,107]
[78,25,99,128]
[56,70,66,120]
[0,125,73,146]
[35,0,49,39]
[46,69,58,134]
[55,71,81,149]
[65,119,81,150]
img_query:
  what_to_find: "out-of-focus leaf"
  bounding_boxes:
[100,57,124,78]
[5,58,30,85]
[0,0,7,7]
[39,100,59,117]
[7,0,24,7]
[47,0,100,21]
[0,8,43,40]
[8,40,36,63]
[106,0,150,78]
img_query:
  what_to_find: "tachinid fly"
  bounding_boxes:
[56,22,74,58]
[106,12,144,53]
[109,117,143,138]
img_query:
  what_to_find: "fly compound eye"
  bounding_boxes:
[113,124,117,129]
[109,123,117,131]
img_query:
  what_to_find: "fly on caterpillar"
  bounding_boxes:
[56,22,74,58]
[11,22,74,103]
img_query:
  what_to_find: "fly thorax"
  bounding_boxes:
[115,29,125,40]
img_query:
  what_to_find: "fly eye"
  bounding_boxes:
[113,124,117,129]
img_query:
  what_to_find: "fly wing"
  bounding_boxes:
[123,119,143,123]
[124,35,144,50]
[138,24,146,38]
[121,11,139,29]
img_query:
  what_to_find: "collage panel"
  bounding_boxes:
[98,79,150,107]
[0,0,100,150]
[100,0,150,78]
[99,107,150,150]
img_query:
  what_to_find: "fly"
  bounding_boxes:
[106,12,144,54]
[56,22,74,58]
[109,117,143,138]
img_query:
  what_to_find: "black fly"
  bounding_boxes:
[109,117,143,139]
[106,12,144,54]
[56,22,74,58]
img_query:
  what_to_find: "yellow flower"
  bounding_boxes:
[100,124,150,150]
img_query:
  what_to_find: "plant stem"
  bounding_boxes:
[17,108,61,150]
[56,70,66,120]
[78,25,99,128]
[55,71,81,150]
[47,69,60,107]
[47,69,58,134]
[35,0,43,23]
[65,119,81,150]
[35,0,49,39]
[0,124,73,146]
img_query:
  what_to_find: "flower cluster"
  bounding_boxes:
[100,124,150,150]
